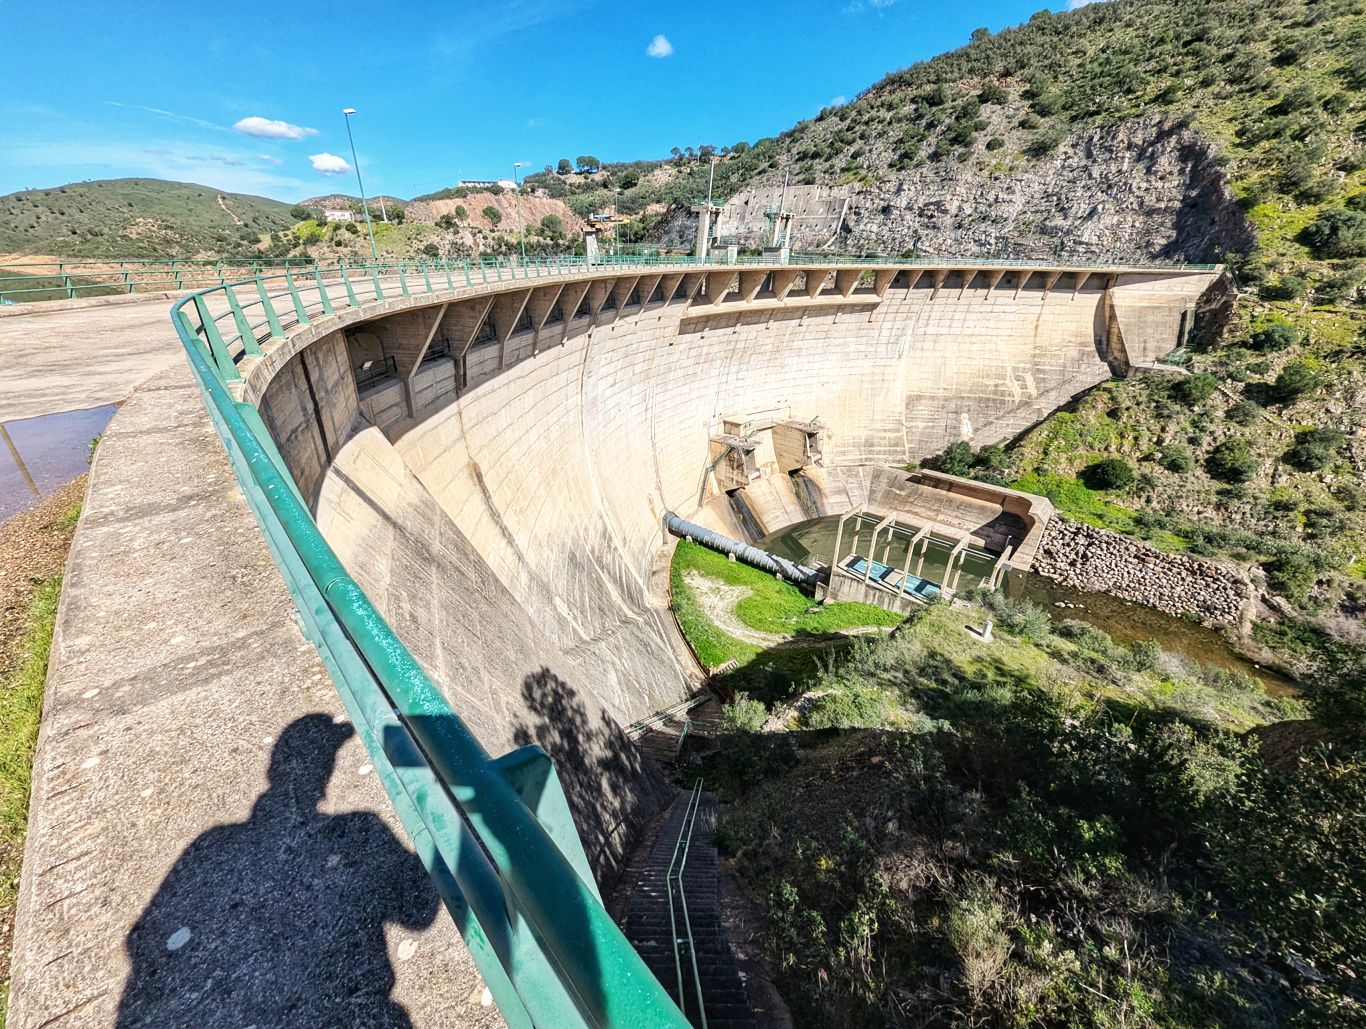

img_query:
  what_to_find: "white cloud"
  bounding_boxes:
[646,34,673,58]
[1068,0,1100,7]
[258,154,284,165]
[308,152,352,176]
[843,0,895,12]
[234,116,318,141]
[829,95,847,107]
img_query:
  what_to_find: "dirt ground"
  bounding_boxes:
[0,477,85,669]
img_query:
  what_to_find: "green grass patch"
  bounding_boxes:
[1010,470,1139,533]
[0,574,61,1027]
[0,576,59,850]
[670,540,904,704]
[672,541,901,636]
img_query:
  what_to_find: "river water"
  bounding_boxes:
[758,514,1295,694]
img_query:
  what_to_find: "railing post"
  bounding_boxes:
[59,263,75,300]
[225,287,264,357]
[398,263,411,298]
[284,269,310,327]
[313,267,335,316]
[171,260,183,290]
[421,263,433,294]
[192,294,242,382]
[122,263,134,295]
[370,263,385,301]
[340,261,360,307]
[255,277,286,340]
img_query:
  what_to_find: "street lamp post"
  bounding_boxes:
[342,107,380,263]
[512,161,527,265]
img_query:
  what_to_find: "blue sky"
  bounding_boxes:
[0,0,1080,203]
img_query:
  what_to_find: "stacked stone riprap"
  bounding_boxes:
[1035,517,1252,626]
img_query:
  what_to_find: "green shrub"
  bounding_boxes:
[978,80,1010,105]
[1284,427,1345,471]
[1269,361,1317,404]
[482,205,502,226]
[1226,399,1262,425]
[721,693,768,734]
[1173,372,1220,405]
[1299,208,1366,259]
[801,683,898,729]
[1158,444,1194,473]
[1206,438,1258,483]
[978,591,1051,644]
[932,440,975,476]
[1265,553,1318,600]
[1079,457,1134,490]
[1248,320,1298,351]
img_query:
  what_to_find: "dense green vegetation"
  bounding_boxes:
[0,179,295,258]
[702,600,1361,1027]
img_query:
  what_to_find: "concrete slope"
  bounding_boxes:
[317,423,673,878]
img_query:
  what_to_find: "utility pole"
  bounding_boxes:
[512,162,527,264]
[341,107,380,262]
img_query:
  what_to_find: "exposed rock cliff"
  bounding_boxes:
[698,117,1251,264]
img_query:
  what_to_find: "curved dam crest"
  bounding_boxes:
[241,262,1219,874]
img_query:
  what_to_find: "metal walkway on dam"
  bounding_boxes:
[2,252,1222,1027]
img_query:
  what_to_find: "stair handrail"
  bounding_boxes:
[667,781,709,1027]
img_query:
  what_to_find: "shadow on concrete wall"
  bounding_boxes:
[116,714,436,1028]
[512,667,672,883]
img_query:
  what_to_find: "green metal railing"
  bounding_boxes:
[4,249,1219,306]
[0,257,319,303]
[172,255,697,1028]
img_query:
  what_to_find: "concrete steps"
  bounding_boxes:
[622,793,757,1029]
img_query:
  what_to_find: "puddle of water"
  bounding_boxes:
[1014,572,1296,696]
[0,405,116,522]
[757,515,1000,592]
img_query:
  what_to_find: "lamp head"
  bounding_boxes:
[342,107,357,115]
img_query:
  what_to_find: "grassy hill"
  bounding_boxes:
[0,178,296,258]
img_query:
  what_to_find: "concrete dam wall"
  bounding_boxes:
[244,262,1219,876]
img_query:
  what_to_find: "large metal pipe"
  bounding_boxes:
[665,511,825,588]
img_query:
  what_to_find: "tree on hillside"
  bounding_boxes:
[557,158,572,175]
[1300,209,1366,259]
[482,206,502,226]
[575,155,601,173]
[289,205,313,222]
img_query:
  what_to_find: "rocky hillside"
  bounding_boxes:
[0,179,295,259]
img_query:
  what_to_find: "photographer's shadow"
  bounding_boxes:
[117,714,437,1028]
